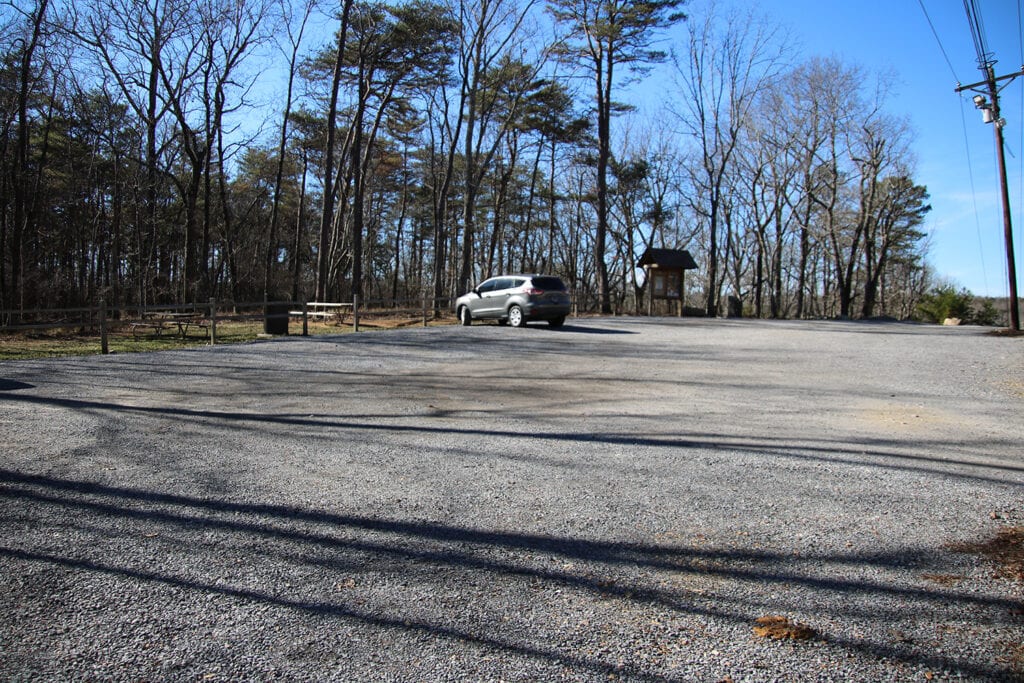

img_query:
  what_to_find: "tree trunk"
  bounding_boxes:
[291,151,308,303]
[595,50,613,314]
[10,0,49,313]
[316,0,353,302]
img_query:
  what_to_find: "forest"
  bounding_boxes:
[0,0,933,320]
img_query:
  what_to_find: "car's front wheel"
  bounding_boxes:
[507,305,526,328]
[459,306,472,326]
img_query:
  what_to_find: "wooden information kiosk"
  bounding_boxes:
[638,248,698,316]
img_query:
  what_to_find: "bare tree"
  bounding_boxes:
[264,0,317,301]
[75,0,196,304]
[5,0,50,312]
[315,0,353,302]
[606,123,684,311]
[172,0,271,301]
[549,0,683,314]
[769,58,840,318]
[739,84,800,318]
[455,0,546,294]
[670,4,783,316]
[346,0,457,301]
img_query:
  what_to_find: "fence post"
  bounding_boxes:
[99,299,109,355]
[301,301,309,336]
[209,298,217,345]
[353,294,360,332]
[423,292,429,327]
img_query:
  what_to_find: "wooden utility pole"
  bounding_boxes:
[957,65,1022,331]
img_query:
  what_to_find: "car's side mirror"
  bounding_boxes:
[473,288,481,296]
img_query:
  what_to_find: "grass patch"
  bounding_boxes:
[0,321,260,360]
[0,313,457,361]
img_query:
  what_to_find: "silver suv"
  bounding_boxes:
[455,275,571,328]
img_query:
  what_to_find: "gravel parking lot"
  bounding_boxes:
[1,317,1022,681]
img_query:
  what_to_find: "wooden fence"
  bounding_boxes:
[0,295,455,355]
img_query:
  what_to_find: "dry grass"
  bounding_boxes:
[0,321,264,360]
[355,312,455,330]
[0,314,458,360]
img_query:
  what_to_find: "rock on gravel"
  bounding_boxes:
[1,317,1022,681]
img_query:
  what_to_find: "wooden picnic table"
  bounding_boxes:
[131,312,209,339]
[289,302,352,323]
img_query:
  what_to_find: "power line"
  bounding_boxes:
[1018,0,1023,67]
[963,0,994,67]
[917,0,960,82]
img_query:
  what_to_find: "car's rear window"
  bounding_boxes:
[530,277,566,291]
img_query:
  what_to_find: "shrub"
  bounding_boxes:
[916,285,974,323]
[973,299,1002,327]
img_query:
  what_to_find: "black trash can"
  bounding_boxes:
[727,295,743,318]
[264,302,290,335]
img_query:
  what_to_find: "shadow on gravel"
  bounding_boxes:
[548,324,635,335]
[1,467,1019,681]
[3,392,1022,487]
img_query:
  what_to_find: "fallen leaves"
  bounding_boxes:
[921,573,964,587]
[752,616,816,641]
[949,526,1024,583]
[947,525,1024,677]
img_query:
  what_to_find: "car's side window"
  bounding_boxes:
[493,278,513,291]
[477,279,497,294]
[510,278,526,289]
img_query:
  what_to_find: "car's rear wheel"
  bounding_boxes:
[548,316,565,328]
[459,306,472,326]
[508,305,525,328]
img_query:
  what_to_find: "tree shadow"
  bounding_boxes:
[2,321,1021,679]
[0,468,1019,680]
[2,392,1021,487]
[549,323,635,335]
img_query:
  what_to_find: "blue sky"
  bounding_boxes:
[758,0,1023,297]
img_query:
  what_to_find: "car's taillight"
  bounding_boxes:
[525,288,543,295]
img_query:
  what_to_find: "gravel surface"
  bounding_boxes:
[1,317,1022,682]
